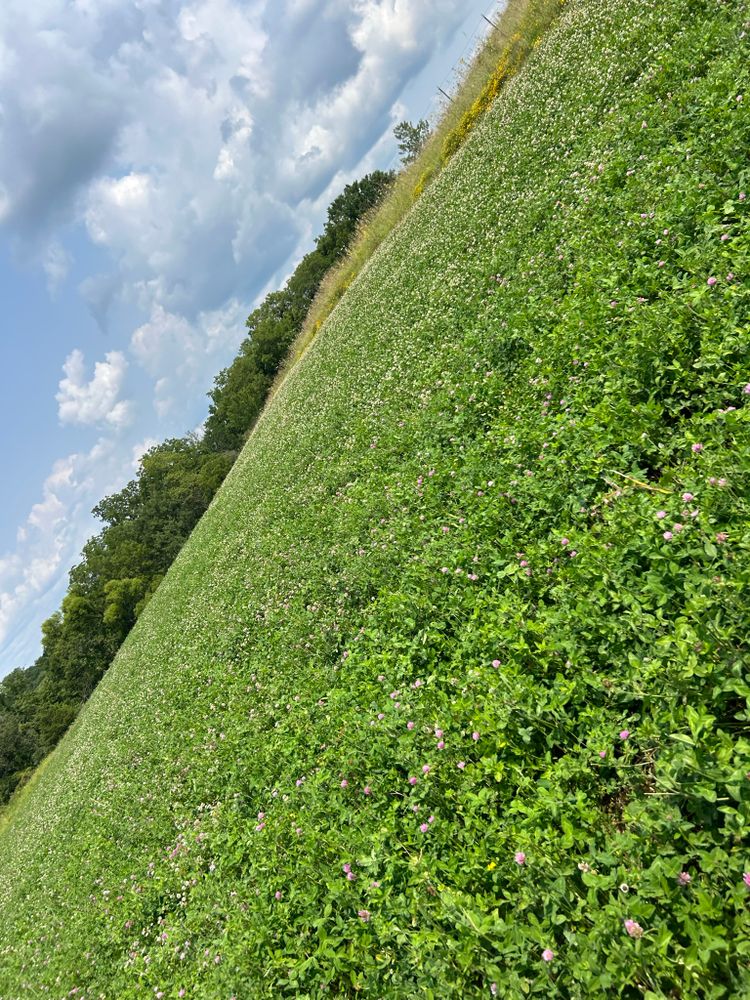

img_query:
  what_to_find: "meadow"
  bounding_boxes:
[0,0,748,996]
[271,0,565,394]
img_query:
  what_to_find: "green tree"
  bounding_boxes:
[315,171,394,260]
[103,577,151,634]
[0,713,33,777]
[393,119,430,164]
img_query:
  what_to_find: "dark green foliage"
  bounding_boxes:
[202,352,271,452]
[0,714,33,785]
[315,171,395,261]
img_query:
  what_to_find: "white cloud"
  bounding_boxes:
[153,377,174,419]
[1,0,471,383]
[44,454,77,492]
[0,183,9,224]
[27,492,66,534]
[130,306,198,377]
[131,298,248,412]
[56,348,133,428]
[107,399,136,429]
[0,438,117,663]
[85,172,152,248]
[0,436,139,668]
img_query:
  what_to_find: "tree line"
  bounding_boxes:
[0,169,394,806]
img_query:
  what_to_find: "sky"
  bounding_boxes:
[0,0,502,679]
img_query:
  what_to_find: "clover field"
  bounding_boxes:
[0,0,749,996]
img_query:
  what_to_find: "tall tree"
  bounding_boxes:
[393,119,430,165]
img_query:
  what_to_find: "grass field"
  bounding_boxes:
[272,0,564,388]
[0,0,749,996]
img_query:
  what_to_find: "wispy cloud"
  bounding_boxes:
[0,438,117,667]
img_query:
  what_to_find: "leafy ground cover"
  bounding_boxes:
[0,0,749,996]
[271,0,565,391]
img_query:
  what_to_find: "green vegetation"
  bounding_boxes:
[393,119,430,165]
[0,436,234,805]
[1,0,749,996]
[440,0,563,166]
[204,170,393,451]
[0,172,392,809]
[286,0,564,371]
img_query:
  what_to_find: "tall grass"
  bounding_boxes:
[267,0,565,400]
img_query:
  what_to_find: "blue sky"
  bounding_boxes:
[0,0,501,678]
